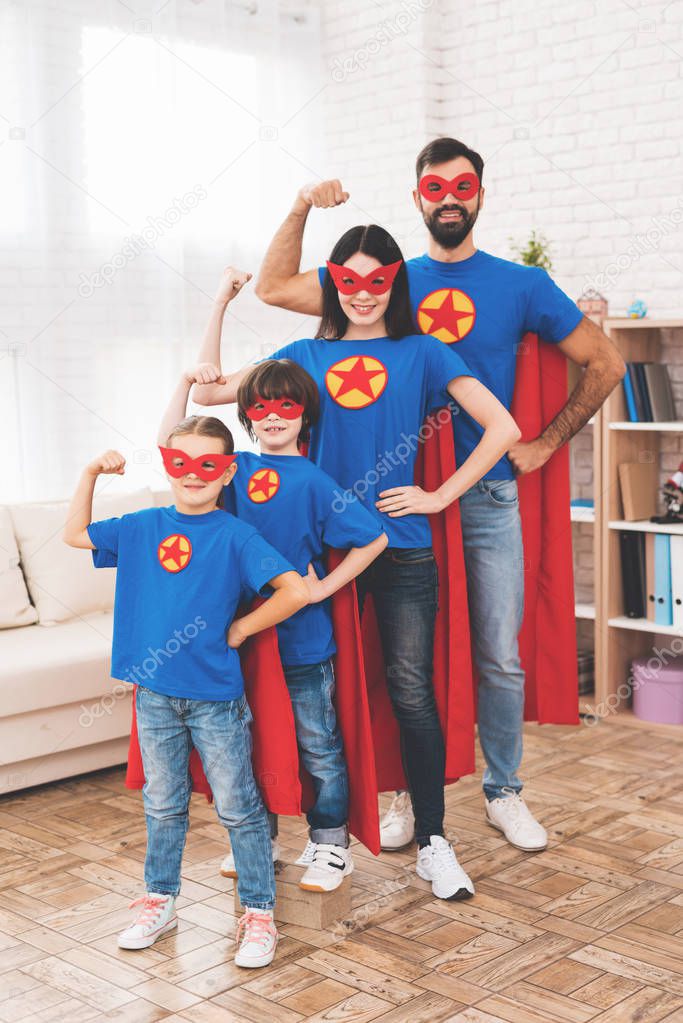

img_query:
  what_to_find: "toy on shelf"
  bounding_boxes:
[627,299,647,319]
[652,460,683,524]
[577,288,608,324]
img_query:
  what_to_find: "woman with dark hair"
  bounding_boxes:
[194,235,520,901]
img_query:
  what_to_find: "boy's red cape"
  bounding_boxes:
[126,333,578,855]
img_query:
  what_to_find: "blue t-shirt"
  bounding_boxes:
[268,335,474,547]
[318,251,583,479]
[87,505,293,700]
[224,451,383,667]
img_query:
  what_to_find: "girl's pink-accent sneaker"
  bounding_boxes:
[117,893,177,950]
[234,908,278,968]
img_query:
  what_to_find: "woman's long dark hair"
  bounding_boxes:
[316,225,417,341]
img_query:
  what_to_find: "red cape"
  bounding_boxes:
[126,331,577,851]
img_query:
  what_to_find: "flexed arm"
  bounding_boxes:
[192,267,256,407]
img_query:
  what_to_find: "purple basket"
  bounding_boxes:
[632,655,683,725]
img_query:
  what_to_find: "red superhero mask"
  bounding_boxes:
[418,172,480,202]
[244,396,305,421]
[159,446,237,482]
[326,259,403,295]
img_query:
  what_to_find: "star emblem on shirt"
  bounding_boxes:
[325,355,388,409]
[158,533,192,573]
[247,467,280,503]
[417,288,476,343]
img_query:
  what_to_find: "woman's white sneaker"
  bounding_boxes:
[485,790,548,851]
[220,838,280,878]
[117,893,177,949]
[234,908,278,968]
[299,843,353,892]
[416,836,474,900]
[379,791,415,850]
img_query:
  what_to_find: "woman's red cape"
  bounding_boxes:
[125,333,578,855]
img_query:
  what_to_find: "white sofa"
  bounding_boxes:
[0,488,170,794]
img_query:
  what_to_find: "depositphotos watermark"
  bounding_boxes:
[330,0,433,82]
[77,185,208,298]
[78,615,207,727]
[584,634,683,726]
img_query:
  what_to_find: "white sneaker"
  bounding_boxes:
[234,908,278,968]
[117,893,177,949]
[416,836,474,900]
[299,844,353,892]
[220,838,280,878]
[294,838,317,867]
[485,789,548,851]
[379,791,415,851]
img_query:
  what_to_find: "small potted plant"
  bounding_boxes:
[509,229,553,272]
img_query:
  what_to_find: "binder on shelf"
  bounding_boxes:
[626,364,646,421]
[633,363,653,421]
[653,533,673,627]
[645,532,656,622]
[622,371,638,422]
[618,462,657,521]
[671,535,683,631]
[620,531,646,618]
[643,364,676,422]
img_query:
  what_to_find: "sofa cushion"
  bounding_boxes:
[10,488,153,625]
[0,610,116,716]
[0,506,38,629]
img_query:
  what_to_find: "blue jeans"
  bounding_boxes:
[356,547,444,843]
[459,478,525,801]
[270,659,349,847]
[135,685,275,910]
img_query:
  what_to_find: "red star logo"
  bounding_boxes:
[326,356,388,409]
[158,534,192,573]
[416,288,476,343]
[247,468,280,503]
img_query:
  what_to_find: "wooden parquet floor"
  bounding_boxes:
[2,720,683,1023]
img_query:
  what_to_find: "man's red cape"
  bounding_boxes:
[125,332,577,854]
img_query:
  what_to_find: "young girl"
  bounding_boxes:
[193,232,520,902]
[63,416,308,968]
[158,345,387,892]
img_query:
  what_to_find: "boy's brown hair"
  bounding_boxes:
[237,359,319,446]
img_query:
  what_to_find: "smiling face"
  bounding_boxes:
[414,155,484,249]
[164,432,237,511]
[247,398,303,454]
[332,252,395,330]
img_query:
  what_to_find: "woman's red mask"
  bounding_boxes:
[244,396,304,421]
[418,172,480,202]
[326,259,402,295]
[159,446,237,482]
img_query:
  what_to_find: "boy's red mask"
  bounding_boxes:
[159,446,237,482]
[418,172,480,202]
[326,259,402,295]
[244,396,304,421]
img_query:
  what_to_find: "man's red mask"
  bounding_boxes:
[244,396,304,421]
[159,446,237,482]
[326,260,402,295]
[418,172,480,202]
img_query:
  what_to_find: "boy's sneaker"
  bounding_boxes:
[220,838,280,879]
[234,908,278,968]
[485,790,548,851]
[294,838,318,867]
[299,843,353,892]
[416,836,475,901]
[379,791,415,850]
[117,893,177,949]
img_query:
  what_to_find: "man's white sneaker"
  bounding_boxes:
[299,844,353,892]
[220,838,280,879]
[416,836,474,900]
[485,789,548,851]
[294,838,317,867]
[117,893,177,949]
[234,908,278,968]
[379,791,415,851]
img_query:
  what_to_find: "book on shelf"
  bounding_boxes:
[620,531,646,618]
[618,462,657,521]
[622,362,676,423]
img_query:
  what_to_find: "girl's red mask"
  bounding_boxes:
[159,446,237,482]
[326,259,402,295]
[244,396,304,421]
[418,172,480,202]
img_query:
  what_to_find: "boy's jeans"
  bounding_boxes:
[136,685,275,910]
[270,658,349,847]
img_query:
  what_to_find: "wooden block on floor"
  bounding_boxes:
[233,862,352,930]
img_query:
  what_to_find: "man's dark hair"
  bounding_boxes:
[416,137,484,184]
[316,224,416,341]
[237,359,319,446]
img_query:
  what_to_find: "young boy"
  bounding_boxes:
[64,416,308,968]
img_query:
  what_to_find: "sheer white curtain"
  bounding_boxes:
[0,0,326,503]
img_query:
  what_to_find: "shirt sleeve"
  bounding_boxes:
[317,265,325,289]
[523,267,583,343]
[424,337,479,408]
[87,517,121,569]
[318,475,384,549]
[238,533,295,598]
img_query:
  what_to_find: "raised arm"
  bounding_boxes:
[192,267,256,407]
[63,451,126,548]
[227,571,309,648]
[254,181,349,314]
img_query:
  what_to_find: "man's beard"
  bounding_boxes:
[423,200,479,249]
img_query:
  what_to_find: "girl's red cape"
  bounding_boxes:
[125,334,578,855]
